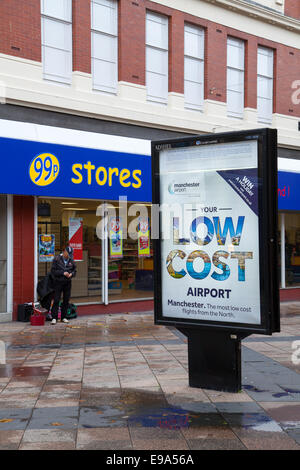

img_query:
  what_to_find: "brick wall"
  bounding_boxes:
[0,0,41,62]
[73,0,91,74]
[13,196,35,320]
[285,0,300,19]
[0,0,299,118]
[118,0,145,86]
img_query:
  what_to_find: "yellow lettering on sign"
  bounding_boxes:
[132,169,142,188]
[95,167,108,186]
[70,162,143,191]
[119,168,131,188]
[71,164,83,184]
[108,167,119,186]
[83,161,96,185]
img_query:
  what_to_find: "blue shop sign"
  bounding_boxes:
[0,136,152,202]
[278,171,300,211]
[1,135,299,210]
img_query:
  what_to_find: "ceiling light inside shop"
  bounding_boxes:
[63,208,89,211]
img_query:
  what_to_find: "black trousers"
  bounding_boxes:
[51,281,72,320]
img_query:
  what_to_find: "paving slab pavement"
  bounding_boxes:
[0,309,300,450]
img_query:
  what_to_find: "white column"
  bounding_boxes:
[281,213,285,289]
[102,203,108,305]
[6,195,13,316]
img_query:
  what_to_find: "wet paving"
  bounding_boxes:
[0,311,300,449]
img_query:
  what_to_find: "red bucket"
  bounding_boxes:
[30,314,45,326]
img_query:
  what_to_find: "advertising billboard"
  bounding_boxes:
[152,129,280,336]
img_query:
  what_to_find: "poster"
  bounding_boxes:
[109,217,123,258]
[159,140,261,326]
[69,218,83,261]
[39,234,55,262]
[138,217,150,257]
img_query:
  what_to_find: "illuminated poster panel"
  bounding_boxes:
[152,130,279,335]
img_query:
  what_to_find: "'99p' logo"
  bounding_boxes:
[29,153,60,186]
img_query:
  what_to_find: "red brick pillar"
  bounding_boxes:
[13,196,35,320]
[245,38,257,110]
[274,44,300,117]
[168,11,184,94]
[72,0,91,74]
[285,0,300,19]
[118,0,146,86]
[0,0,41,61]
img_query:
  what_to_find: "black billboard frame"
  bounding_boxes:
[152,128,280,391]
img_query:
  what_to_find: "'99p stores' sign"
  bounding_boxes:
[0,136,151,201]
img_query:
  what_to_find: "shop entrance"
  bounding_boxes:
[106,202,154,302]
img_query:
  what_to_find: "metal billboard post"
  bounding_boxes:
[152,128,280,393]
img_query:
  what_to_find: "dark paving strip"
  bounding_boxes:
[286,429,300,445]
[244,336,300,343]
[0,409,32,431]
[242,346,300,402]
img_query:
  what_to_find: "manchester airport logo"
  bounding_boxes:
[168,180,202,196]
[29,153,60,186]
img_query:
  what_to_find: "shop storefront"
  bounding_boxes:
[0,117,156,320]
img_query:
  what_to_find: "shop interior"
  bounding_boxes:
[278,212,300,288]
[37,198,154,304]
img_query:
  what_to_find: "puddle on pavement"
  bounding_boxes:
[80,388,282,432]
[223,412,282,432]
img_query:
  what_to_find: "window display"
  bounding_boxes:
[37,197,154,305]
[279,212,300,288]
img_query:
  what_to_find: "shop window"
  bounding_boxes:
[37,198,154,306]
[146,11,169,104]
[91,0,118,94]
[41,0,72,84]
[257,46,274,124]
[227,37,245,118]
[107,202,154,302]
[280,213,300,288]
[184,24,205,111]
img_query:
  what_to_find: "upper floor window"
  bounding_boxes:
[146,12,168,104]
[41,0,72,84]
[257,46,274,124]
[91,0,118,94]
[227,37,245,118]
[184,24,204,111]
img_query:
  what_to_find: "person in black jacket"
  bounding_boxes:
[50,245,76,325]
